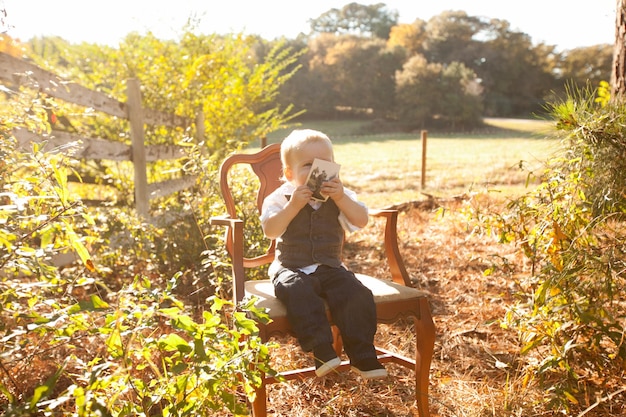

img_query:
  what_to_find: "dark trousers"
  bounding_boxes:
[272,264,378,362]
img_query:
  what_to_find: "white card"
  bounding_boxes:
[305,158,341,202]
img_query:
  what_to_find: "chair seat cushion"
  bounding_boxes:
[244,273,427,319]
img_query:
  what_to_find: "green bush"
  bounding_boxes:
[1,60,277,416]
[485,84,626,411]
[1,273,274,416]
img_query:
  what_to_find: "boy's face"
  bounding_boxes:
[285,141,333,186]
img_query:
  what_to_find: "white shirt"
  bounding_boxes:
[260,182,367,277]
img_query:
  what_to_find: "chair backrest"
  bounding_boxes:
[217,143,282,268]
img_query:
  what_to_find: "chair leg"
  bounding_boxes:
[251,374,267,417]
[331,324,343,357]
[414,298,436,417]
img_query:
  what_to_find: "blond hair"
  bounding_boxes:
[280,129,334,171]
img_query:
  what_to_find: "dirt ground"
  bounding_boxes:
[253,196,513,416]
[259,195,623,417]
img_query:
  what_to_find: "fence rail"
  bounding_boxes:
[0,51,201,219]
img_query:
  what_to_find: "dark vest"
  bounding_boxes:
[275,199,344,269]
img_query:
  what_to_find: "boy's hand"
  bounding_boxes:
[321,177,344,202]
[289,184,313,209]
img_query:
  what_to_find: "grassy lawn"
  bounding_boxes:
[264,117,559,208]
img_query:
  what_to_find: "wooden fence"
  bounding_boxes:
[0,51,201,219]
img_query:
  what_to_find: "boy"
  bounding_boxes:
[260,129,386,379]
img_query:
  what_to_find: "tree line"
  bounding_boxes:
[271,3,612,129]
[4,2,613,131]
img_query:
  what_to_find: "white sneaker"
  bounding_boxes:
[315,357,341,377]
[351,358,387,379]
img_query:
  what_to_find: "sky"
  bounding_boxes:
[2,0,617,51]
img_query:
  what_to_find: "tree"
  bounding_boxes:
[274,36,339,118]
[422,10,485,64]
[0,33,23,56]
[292,33,346,117]
[320,35,403,115]
[439,62,483,128]
[394,54,442,126]
[309,2,398,39]
[280,34,403,118]
[394,54,483,129]
[26,32,300,154]
[472,19,556,116]
[387,19,426,56]
[611,0,626,98]
[558,45,612,90]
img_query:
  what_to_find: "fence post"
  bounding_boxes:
[126,78,149,218]
[421,130,428,189]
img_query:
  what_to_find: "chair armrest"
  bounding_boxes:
[210,215,246,304]
[209,215,240,227]
[368,209,412,287]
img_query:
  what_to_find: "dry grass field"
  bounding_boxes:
[267,117,557,206]
[253,118,623,416]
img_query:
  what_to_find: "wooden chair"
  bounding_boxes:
[210,143,436,417]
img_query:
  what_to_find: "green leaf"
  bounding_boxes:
[210,296,229,314]
[106,330,124,358]
[63,220,95,271]
[193,338,209,361]
[51,162,69,205]
[520,336,544,355]
[30,385,51,409]
[0,381,15,402]
[159,333,192,353]
[29,362,65,408]
[233,311,259,335]
[159,306,182,317]
[174,314,197,332]
[172,361,188,374]
[68,294,110,314]
[0,228,15,250]
[73,386,86,413]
